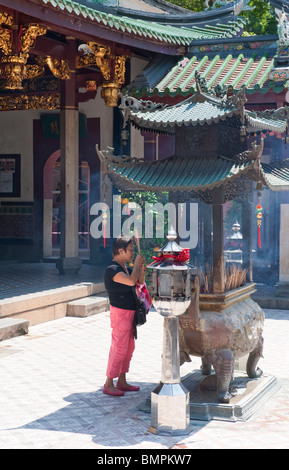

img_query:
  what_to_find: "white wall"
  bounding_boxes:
[79,89,113,149]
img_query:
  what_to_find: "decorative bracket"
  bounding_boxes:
[46,56,71,80]
[77,42,129,106]
[0,13,47,89]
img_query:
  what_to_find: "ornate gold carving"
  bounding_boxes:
[87,42,111,57]
[115,55,127,85]
[19,24,47,60]
[85,80,97,91]
[87,42,111,59]
[77,42,129,106]
[77,42,111,80]
[26,64,45,80]
[0,27,12,56]
[101,81,121,107]
[26,57,46,81]
[0,21,46,89]
[0,11,13,26]
[0,93,60,111]
[0,55,26,89]
[46,56,71,80]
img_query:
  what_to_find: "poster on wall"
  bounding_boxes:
[0,155,20,197]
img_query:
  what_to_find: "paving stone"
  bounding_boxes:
[0,263,289,449]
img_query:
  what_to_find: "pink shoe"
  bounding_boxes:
[103,385,124,396]
[116,382,140,392]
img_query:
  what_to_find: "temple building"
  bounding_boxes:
[0,0,289,288]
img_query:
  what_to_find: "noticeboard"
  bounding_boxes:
[0,154,21,197]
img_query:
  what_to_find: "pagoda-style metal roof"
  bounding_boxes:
[262,159,289,190]
[121,77,289,135]
[96,141,289,193]
[121,83,246,133]
[96,144,260,192]
[246,108,289,134]
[98,80,289,194]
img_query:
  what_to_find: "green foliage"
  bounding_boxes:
[242,0,277,35]
[167,0,206,11]
[167,0,278,35]
[119,191,169,266]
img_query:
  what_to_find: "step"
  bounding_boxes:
[67,295,109,317]
[252,294,289,310]
[0,282,106,326]
[0,318,29,342]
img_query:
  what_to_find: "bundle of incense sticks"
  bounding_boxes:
[135,233,141,253]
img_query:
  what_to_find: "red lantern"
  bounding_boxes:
[256,201,263,248]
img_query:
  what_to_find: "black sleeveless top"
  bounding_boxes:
[104,261,137,310]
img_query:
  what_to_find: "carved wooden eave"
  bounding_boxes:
[0,7,131,108]
[0,93,60,111]
[0,0,249,56]
[0,0,254,110]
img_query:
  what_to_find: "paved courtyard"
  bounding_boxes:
[0,304,289,449]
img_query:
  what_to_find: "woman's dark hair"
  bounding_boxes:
[112,236,134,256]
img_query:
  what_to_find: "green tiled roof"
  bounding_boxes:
[262,159,289,191]
[246,109,288,134]
[126,52,279,97]
[97,141,289,192]
[99,153,254,192]
[38,0,246,46]
[123,90,288,135]
[125,93,240,133]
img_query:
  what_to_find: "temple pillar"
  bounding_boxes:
[56,38,82,275]
[142,130,157,161]
[212,189,225,293]
[242,201,253,283]
[277,204,289,294]
[203,203,212,266]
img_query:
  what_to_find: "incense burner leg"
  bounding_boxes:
[246,336,264,379]
[199,349,234,403]
[201,358,212,376]
[212,348,234,403]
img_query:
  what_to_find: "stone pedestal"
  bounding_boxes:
[150,382,190,435]
[141,371,279,423]
[183,370,280,422]
[149,316,191,435]
[56,256,82,275]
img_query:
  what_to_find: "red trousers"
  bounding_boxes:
[106,306,136,379]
